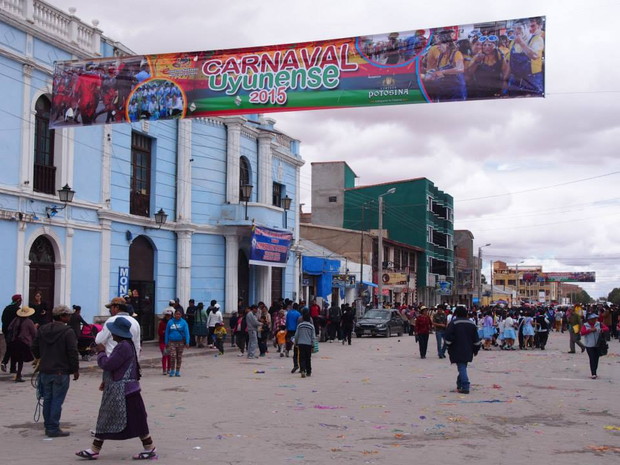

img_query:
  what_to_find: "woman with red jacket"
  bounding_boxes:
[157,309,173,375]
[415,307,432,359]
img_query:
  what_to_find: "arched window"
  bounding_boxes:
[33,96,56,194]
[239,156,251,198]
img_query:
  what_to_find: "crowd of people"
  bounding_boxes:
[1,290,616,458]
[360,17,545,102]
[52,57,167,126]
[420,17,545,101]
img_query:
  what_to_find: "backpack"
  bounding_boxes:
[329,306,341,322]
[597,336,609,357]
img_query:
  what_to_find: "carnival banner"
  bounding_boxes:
[522,271,596,283]
[50,16,545,127]
[249,225,293,268]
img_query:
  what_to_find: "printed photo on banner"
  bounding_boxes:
[50,16,544,128]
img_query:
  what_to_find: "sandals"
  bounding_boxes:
[76,449,99,460]
[133,448,158,460]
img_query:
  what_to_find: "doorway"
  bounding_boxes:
[129,235,155,340]
[29,235,55,308]
[238,250,249,304]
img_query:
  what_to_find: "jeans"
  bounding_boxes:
[435,330,445,357]
[298,344,312,375]
[585,347,600,376]
[247,330,258,358]
[417,333,429,358]
[456,362,470,391]
[39,373,70,433]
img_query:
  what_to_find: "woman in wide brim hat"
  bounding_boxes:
[7,306,36,382]
[76,317,158,460]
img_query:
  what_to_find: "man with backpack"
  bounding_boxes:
[327,303,341,342]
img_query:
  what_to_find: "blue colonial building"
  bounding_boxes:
[0,1,304,339]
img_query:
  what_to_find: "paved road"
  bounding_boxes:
[1,332,618,464]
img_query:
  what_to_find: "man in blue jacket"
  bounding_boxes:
[444,306,481,394]
[285,305,301,372]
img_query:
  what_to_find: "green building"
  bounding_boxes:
[311,162,454,305]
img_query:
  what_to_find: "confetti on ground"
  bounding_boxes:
[361,404,386,409]
[604,426,620,431]
[458,399,512,404]
[448,417,466,422]
[419,415,426,419]
[314,405,344,410]
[586,445,620,453]
[361,450,378,455]
[492,384,502,389]
[254,370,265,373]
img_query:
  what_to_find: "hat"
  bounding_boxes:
[52,305,75,316]
[17,306,35,318]
[163,308,174,316]
[105,297,127,308]
[169,300,176,306]
[214,303,220,310]
[586,313,598,320]
[420,306,427,310]
[106,316,133,339]
[12,294,22,303]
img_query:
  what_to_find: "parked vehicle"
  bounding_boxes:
[355,309,404,338]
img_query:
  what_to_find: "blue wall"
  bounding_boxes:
[191,233,226,308]
[71,229,102,323]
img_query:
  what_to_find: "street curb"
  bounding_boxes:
[78,342,225,372]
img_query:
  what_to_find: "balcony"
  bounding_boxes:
[1,0,102,55]
[33,163,56,195]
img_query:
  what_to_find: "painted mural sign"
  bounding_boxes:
[50,16,544,128]
[249,225,293,268]
[522,271,596,283]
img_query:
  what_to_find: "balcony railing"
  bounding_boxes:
[33,163,56,195]
[1,0,101,55]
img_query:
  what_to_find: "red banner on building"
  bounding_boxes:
[51,16,544,128]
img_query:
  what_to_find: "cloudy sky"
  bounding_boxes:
[47,0,620,299]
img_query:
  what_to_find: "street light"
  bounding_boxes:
[154,208,168,229]
[282,195,292,228]
[377,188,396,309]
[240,184,253,220]
[45,184,76,218]
[477,243,491,306]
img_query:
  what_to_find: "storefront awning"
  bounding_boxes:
[361,281,378,287]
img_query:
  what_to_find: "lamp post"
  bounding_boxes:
[154,208,168,229]
[282,195,292,228]
[45,184,76,217]
[377,188,396,309]
[240,184,253,220]
[477,243,491,306]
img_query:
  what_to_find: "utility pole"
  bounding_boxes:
[377,188,396,309]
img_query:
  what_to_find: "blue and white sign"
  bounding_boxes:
[118,266,130,296]
[249,225,293,268]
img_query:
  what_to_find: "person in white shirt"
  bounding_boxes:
[206,301,223,348]
[95,297,141,357]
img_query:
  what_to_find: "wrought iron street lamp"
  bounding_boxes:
[282,194,292,228]
[240,184,253,220]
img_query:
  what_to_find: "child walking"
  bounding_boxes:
[276,325,287,357]
[214,322,227,355]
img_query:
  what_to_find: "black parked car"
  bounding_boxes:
[355,309,404,338]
